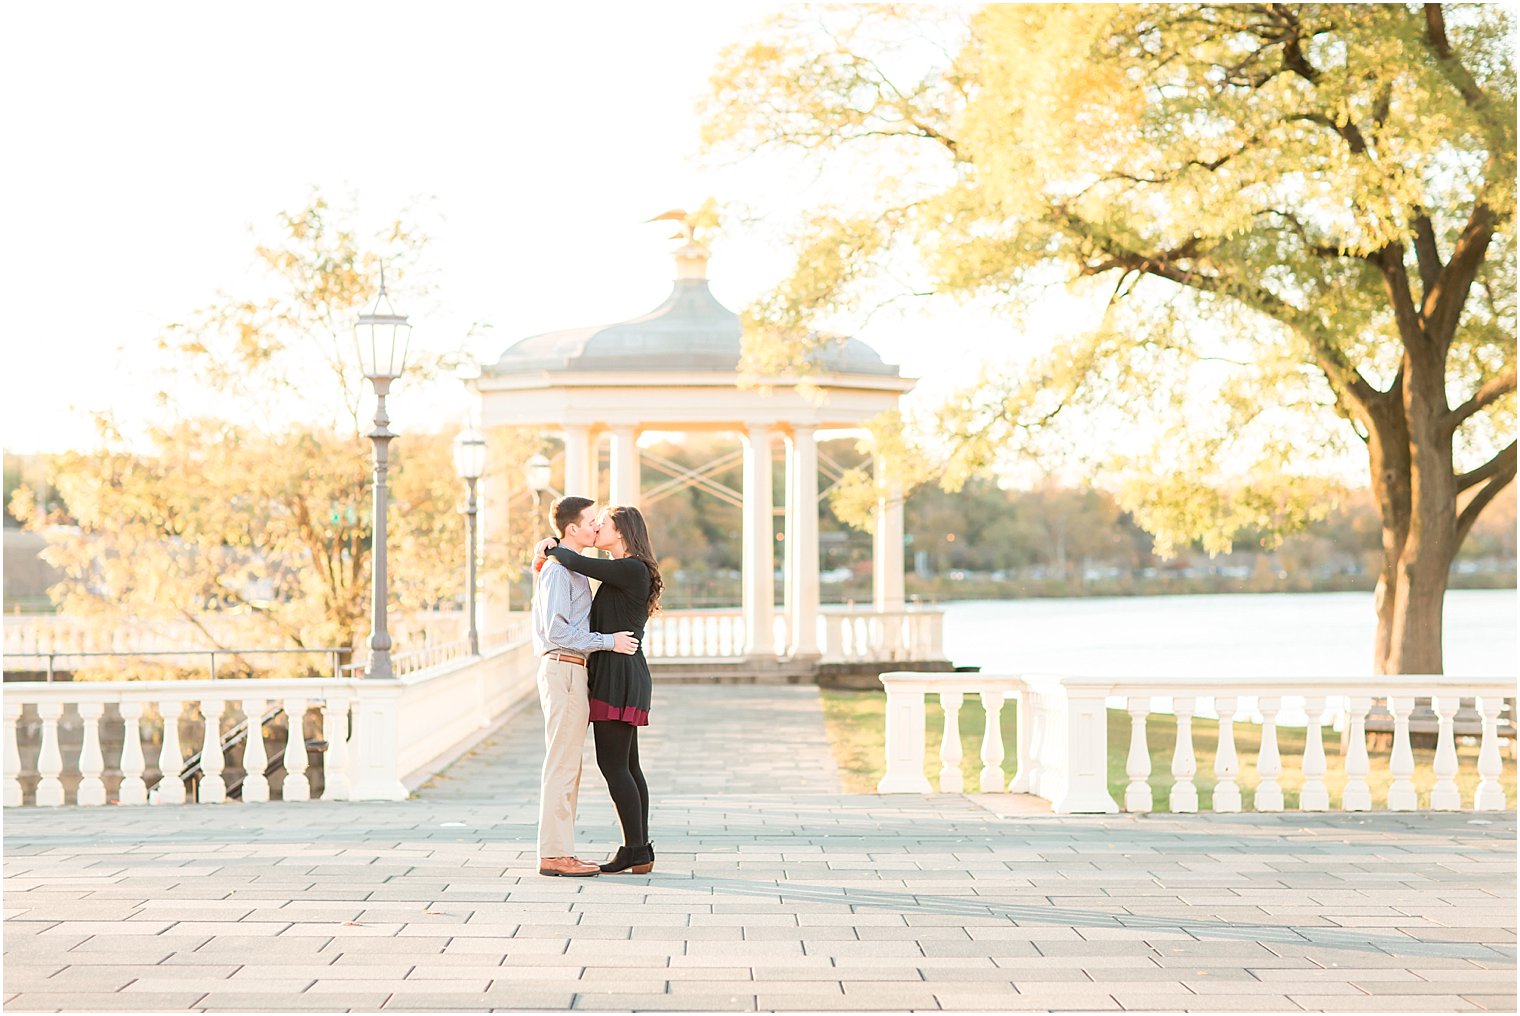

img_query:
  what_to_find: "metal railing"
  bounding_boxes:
[3,647,347,683]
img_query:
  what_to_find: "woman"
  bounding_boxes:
[535,505,661,874]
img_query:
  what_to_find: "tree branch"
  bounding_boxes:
[1371,243,1425,349]
[1455,442,1517,546]
[1423,4,1515,164]
[1447,367,1518,432]
[1411,212,1443,296]
[1056,206,1380,417]
[1423,201,1498,352]
[1456,439,1518,493]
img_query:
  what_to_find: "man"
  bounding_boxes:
[532,495,638,877]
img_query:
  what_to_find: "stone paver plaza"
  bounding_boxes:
[4,686,1515,1012]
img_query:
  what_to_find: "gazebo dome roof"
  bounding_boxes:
[487,244,898,378]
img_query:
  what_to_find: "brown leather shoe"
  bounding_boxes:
[539,855,599,877]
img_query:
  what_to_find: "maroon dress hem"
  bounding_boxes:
[588,698,649,726]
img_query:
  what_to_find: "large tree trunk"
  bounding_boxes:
[1369,349,1459,675]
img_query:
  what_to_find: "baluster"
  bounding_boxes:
[938,691,964,792]
[35,702,65,806]
[1386,696,1417,811]
[1254,697,1283,811]
[155,700,186,804]
[1124,697,1152,813]
[1342,696,1372,811]
[199,698,227,803]
[1007,690,1031,793]
[1474,697,1507,811]
[4,699,22,807]
[1300,695,1329,811]
[118,701,148,805]
[282,698,310,801]
[1026,691,1046,797]
[322,694,352,800]
[76,701,107,806]
[1169,697,1197,813]
[241,699,270,803]
[979,689,1006,792]
[1213,696,1241,813]
[1430,696,1461,811]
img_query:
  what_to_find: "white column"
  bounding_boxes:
[872,450,905,612]
[563,424,593,498]
[76,702,107,807]
[1342,696,1372,811]
[741,425,775,656]
[978,689,1006,793]
[154,700,186,805]
[1124,697,1152,813]
[281,698,311,802]
[938,691,964,793]
[609,426,640,507]
[784,427,821,656]
[4,700,22,807]
[1386,696,1417,811]
[1213,696,1241,813]
[1300,695,1330,811]
[118,701,148,805]
[35,702,64,807]
[479,458,512,636]
[1475,696,1507,811]
[1430,696,1461,811]
[198,698,227,804]
[1169,696,1198,813]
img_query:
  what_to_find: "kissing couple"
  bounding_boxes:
[529,496,662,877]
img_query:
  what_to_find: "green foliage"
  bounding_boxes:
[704,3,1517,563]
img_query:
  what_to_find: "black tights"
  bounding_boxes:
[592,721,649,847]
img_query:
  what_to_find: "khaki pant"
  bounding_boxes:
[536,655,590,858]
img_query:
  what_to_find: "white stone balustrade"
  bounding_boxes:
[880,672,1514,815]
[3,630,538,809]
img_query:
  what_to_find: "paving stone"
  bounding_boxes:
[196,992,395,1010]
[1288,994,1483,1011]
[572,992,755,1011]
[5,991,210,1010]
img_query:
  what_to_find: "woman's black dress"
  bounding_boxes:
[546,547,652,726]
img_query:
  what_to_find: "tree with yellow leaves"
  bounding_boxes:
[11,193,540,673]
[704,3,1516,674]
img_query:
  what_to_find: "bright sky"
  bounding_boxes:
[5,1,1076,458]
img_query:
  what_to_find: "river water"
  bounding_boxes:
[939,589,1517,678]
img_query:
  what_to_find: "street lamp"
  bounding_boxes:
[354,267,412,680]
[524,453,553,508]
[453,426,487,656]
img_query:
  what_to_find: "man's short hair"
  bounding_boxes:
[550,495,595,537]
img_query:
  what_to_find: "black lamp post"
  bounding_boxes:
[354,267,412,680]
[453,426,487,655]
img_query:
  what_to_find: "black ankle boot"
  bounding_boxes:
[601,843,654,874]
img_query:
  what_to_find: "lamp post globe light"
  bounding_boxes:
[355,267,412,681]
[524,452,553,504]
[453,427,487,656]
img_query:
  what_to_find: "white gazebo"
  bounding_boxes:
[467,235,943,674]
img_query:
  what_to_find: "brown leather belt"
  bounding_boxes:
[543,651,587,666]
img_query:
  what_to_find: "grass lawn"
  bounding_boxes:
[820,688,1517,812]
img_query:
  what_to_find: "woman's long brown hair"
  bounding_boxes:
[608,505,662,616]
